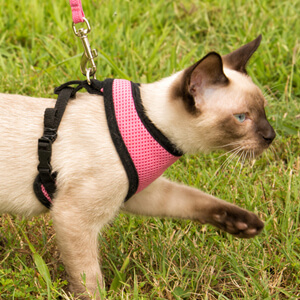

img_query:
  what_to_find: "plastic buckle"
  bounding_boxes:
[37,137,53,173]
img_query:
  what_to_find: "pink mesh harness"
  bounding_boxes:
[34,78,182,208]
[111,79,181,194]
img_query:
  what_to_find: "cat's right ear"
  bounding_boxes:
[178,52,229,113]
[222,35,262,74]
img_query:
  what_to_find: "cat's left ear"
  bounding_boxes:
[174,52,228,113]
[187,52,229,108]
[222,35,262,74]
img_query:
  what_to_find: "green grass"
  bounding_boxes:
[0,0,299,299]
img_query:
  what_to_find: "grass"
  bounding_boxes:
[0,0,299,299]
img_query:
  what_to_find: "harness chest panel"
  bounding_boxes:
[110,79,181,195]
[34,79,182,208]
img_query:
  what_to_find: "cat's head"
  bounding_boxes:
[172,35,275,157]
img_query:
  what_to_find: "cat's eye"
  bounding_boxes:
[234,113,246,123]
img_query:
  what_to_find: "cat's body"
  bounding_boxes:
[0,36,275,298]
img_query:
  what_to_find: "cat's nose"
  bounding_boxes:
[261,125,276,145]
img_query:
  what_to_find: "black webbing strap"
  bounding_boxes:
[34,80,104,208]
[33,87,73,208]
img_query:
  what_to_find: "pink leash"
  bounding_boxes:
[69,0,98,84]
[69,0,85,24]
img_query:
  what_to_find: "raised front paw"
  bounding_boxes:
[207,204,264,238]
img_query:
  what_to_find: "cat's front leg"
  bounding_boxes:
[50,185,123,300]
[123,177,264,238]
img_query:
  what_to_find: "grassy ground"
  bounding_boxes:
[0,0,299,299]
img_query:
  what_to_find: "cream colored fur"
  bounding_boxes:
[0,37,275,299]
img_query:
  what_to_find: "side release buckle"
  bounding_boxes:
[37,137,53,173]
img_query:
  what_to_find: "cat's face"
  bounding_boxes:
[172,35,275,157]
[196,68,275,157]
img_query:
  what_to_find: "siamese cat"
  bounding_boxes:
[0,35,275,299]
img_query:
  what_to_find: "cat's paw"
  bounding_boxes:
[207,205,264,238]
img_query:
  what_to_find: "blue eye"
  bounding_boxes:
[234,113,246,123]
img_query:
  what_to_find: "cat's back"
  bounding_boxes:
[0,92,128,216]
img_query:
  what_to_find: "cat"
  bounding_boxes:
[0,35,275,299]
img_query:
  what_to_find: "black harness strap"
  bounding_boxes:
[33,80,104,208]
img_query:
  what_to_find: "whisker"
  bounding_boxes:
[235,149,245,179]
[218,145,243,159]
[225,148,245,183]
[226,148,243,170]
[242,150,249,169]
[210,147,243,182]
[222,147,243,170]
[209,144,260,187]
[210,141,241,149]
[250,150,256,168]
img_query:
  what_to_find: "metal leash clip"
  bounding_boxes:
[72,18,98,85]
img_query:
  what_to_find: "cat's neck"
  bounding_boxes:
[140,72,204,154]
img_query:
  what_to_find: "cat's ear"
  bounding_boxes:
[186,52,228,109]
[222,35,262,74]
[189,52,228,96]
[173,52,228,113]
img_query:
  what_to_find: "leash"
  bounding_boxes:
[69,0,85,24]
[69,0,98,84]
